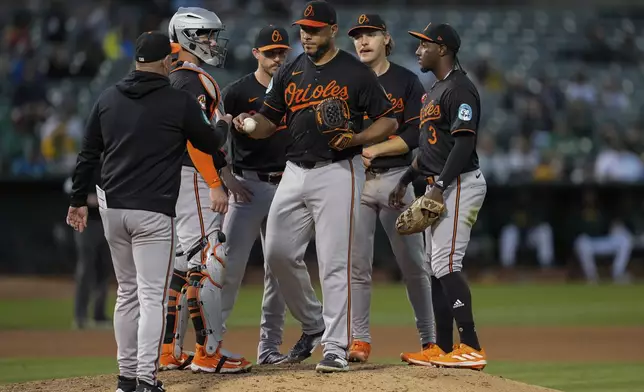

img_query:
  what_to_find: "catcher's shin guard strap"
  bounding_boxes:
[186,231,227,262]
[187,269,223,356]
[163,270,188,345]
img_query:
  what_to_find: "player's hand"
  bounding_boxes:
[361,147,377,168]
[388,182,408,209]
[233,113,251,132]
[66,206,88,233]
[219,114,233,126]
[220,166,253,203]
[209,186,229,214]
[425,186,444,205]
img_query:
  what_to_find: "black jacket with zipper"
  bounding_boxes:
[70,70,228,217]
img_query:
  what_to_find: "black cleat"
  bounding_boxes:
[315,354,349,373]
[258,351,289,365]
[136,380,166,392]
[283,330,324,363]
[116,376,137,392]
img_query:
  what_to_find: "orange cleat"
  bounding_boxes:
[159,343,193,371]
[189,343,252,374]
[348,340,371,363]
[400,343,446,367]
[430,343,487,370]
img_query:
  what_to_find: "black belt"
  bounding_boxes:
[367,167,390,174]
[232,166,282,185]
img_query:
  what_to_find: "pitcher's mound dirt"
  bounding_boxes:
[0,364,560,392]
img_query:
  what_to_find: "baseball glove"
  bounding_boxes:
[395,195,446,235]
[314,97,354,151]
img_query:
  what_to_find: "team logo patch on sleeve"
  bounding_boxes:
[197,94,207,110]
[458,103,472,121]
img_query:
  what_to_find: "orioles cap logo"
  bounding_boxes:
[272,30,283,42]
[304,5,314,17]
[358,14,369,24]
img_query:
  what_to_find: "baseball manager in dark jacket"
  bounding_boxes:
[66,31,230,392]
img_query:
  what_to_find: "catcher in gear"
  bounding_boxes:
[159,6,252,375]
[389,23,488,370]
[314,97,354,150]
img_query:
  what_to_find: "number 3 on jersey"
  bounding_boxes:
[427,125,438,145]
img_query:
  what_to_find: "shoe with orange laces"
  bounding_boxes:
[190,343,253,374]
[348,340,371,363]
[159,343,194,371]
[430,343,487,370]
[400,343,445,366]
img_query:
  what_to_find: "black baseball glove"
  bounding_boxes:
[314,97,354,151]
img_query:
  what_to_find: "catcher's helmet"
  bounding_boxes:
[168,7,228,68]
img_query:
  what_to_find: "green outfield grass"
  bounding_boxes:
[1,283,643,330]
[1,282,643,391]
[1,358,642,392]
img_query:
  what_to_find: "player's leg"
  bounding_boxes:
[428,170,488,370]
[499,224,520,268]
[573,234,599,282]
[72,228,95,329]
[528,223,554,268]
[220,176,275,337]
[257,218,288,364]
[381,170,435,347]
[348,174,379,363]
[308,156,366,373]
[264,162,325,364]
[608,225,633,283]
[159,243,194,371]
[175,166,251,373]
[128,210,174,389]
[93,225,111,325]
[99,208,138,384]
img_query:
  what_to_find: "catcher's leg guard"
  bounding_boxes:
[187,231,226,353]
[187,232,252,373]
[160,269,193,371]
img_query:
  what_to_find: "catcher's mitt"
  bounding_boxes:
[395,195,446,235]
[314,97,354,151]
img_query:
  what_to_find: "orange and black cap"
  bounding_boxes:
[255,25,290,52]
[136,31,180,63]
[408,23,461,53]
[293,0,337,28]
[348,14,387,37]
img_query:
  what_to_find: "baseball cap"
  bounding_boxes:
[292,0,337,28]
[135,31,181,63]
[348,13,387,37]
[255,25,290,52]
[408,23,461,53]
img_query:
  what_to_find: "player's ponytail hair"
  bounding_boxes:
[385,33,394,57]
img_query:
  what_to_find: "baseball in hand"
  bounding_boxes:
[243,117,257,134]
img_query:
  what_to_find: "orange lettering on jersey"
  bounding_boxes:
[285,80,349,112]
[421,101,440,120]
[387,93,404,113]
[427,124,438,145]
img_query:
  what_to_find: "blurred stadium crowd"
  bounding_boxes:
[1,0,643,282]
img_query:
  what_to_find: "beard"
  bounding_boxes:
[307,39,331,62]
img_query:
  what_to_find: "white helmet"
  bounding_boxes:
[168,7,228,68]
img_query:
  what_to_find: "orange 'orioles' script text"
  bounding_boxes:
[285,80,349,112]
